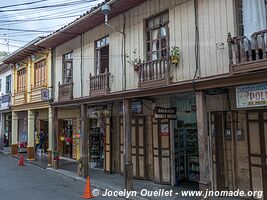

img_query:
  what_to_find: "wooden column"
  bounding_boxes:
[196,92,211,192]
[123,98,133,191]
[80,104,89,178]
[52,107,58,168]
[11,111,18,155]
[27,110,35,160]
[47,107,53,166]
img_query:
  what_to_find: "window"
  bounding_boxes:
[238,0,267,37]
[95,36,109,75]
[63,52,73,84]
[17,68,26,92]
[6,75,11,94]
[34,60,46,87]
[146,12,169,61]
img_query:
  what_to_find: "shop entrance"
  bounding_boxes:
[4,113,12,147]
[120,117,146,179]
[60,120,73,158]
[173,95,199,184]
[247,111,267,199]
[88,118,104,169]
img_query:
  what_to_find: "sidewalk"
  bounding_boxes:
[5,152,242,200]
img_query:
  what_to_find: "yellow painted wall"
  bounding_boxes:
[12,49,51,107]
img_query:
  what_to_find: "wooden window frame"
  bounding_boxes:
[34,59,47,88]
[62,52,73,84]
[5,75,11,94]
[95,36,109,75]
[145,11,169,61]
[17,68,26,92]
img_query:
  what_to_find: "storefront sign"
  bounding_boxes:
[41,89,49,101]
[154,106,177,119]
[160,124,169,136]
[87,110,111,118]
[1,94,10,103]
[236,83,267,108]
[119,101,143,114]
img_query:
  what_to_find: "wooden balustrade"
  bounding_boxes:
[58,82,73,101]
[228,30,267,74]
[138,57,171,89]
[89,69,110,97]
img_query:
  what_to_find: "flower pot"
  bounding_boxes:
[171,56,179,64]
[133,64,139,72]
[60,136,65,142]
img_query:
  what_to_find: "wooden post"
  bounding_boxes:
[227,33,233,65]
[123,98,133,191]
[80,104,89,178]
[196,92,211,194]
[52,107,58,168]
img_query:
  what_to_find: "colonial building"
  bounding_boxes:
[6,0,267,199]
[0,63,12,149]
[4,38,53,164]
[37,0,233,191]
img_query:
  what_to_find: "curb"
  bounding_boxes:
[5,154,148,200]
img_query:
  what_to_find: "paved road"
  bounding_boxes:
[0,154,119,200]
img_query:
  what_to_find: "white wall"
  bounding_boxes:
[53,0,235,101]
[0,68,12,111]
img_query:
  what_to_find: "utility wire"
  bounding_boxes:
[0,0,48,9]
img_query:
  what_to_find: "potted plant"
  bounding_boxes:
[126,49,141,72]
[170,46,180,65]
[53,151,59,169]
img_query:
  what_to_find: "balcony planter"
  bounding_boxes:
[133,64,140,72]
[170,46,180,65]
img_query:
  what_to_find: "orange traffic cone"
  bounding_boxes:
[18,155,25,166]
[81,176,94,199]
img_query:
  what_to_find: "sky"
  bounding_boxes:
[0,0,102,53]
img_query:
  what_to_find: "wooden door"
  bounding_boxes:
[119,117,146,179]
[104,117,111,173]
[214,112,227,191]
[247,111,267,200]
[152,118,171,184]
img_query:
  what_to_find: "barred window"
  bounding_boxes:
[34,59,46,87]
[17,68,26,92]
[63,52,73,84]
[146,12,169,61]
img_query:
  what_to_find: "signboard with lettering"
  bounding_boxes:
[154,107,177,119]
[236,83,267,108]
[119,101,143,114]
[41,89,49,101]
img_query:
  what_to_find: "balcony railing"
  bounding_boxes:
[89,69,110,97]
[138,57,171,89]
[58,82,73,101]
[13,91,27,105]
[228,30,267,74]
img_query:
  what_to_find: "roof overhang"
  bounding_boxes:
[37,0,146,48]
[3,37,46,64]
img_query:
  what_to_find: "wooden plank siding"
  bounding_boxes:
[53,0,235,101]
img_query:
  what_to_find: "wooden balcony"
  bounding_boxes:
[13,91,27,105]
[228,30,267,75]
[58,82,73,101]
[89,69,110,97]
[30,85,47,103]
[138,57,171,89]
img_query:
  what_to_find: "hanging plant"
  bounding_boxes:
[170,46,180,65]
[126,49,141,72]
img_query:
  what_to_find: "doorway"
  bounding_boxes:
[174,95,199,184]
[247,111,267,199]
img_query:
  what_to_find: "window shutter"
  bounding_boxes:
[235,0,244,36]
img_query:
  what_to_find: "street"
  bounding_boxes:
[0,154,118,200]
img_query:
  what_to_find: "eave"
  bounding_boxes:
[37,0,146,48]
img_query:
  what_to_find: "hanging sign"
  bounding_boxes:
[154,106,177,119]
[160,124,169,136]
[236,83,267,108]
[41,89,49,101]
